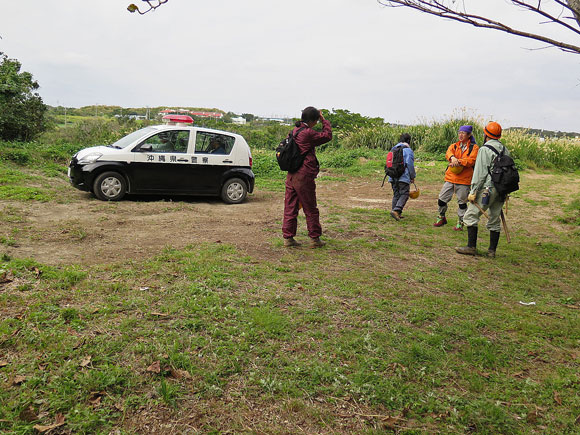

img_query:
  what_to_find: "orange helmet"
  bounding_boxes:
[449,165,464,175]
[484,121,502,139]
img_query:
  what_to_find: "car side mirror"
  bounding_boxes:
[138,144,152,152]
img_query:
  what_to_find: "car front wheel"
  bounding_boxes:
[93,171,127,201]
[221,178,247,204]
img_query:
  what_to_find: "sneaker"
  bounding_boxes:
[455,246,477,255]
[453,221,464,231]
[309,237,325,248]
[433,216,447,227]
[283,237,300,247]
[486,249,496,258]
[390,210,401,221]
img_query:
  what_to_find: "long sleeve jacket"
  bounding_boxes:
[444,139,479,185]
[292,119,333,177]
[470,139,510,195]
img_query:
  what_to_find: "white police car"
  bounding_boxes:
[68,119,254,204]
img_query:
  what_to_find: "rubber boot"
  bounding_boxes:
[455,225,478,255]
[487,231,500,258]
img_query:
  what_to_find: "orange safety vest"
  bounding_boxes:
[444,139,479,185]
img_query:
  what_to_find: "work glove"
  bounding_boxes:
[468,193,476,203]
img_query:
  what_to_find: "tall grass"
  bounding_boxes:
[503,129,580,171]
[342,122,580,171]
[341,118,485,154]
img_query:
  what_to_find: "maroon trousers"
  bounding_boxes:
[282,172,321,239]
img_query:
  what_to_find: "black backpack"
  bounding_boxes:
[276,127,305,172]
[385,145,406,179]
[484,144,520,197]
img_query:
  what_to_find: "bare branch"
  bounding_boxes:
[127,0,169,15]
[377,0,580,55]
[510,0,580,35]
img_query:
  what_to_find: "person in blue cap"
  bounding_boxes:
[433,125,479,230]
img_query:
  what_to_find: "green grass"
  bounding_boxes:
[1,127,579,433]
[1,196,579,433]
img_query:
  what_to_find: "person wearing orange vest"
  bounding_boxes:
[433,125,479,231]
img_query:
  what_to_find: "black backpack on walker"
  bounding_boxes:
[276,127,306,172]
[385,145,406,179]
[484,144,520,198]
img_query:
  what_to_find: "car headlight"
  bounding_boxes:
[78,153,102,164]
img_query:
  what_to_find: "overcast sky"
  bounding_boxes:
[1,0,579,132]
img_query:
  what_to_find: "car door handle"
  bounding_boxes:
[177,158,188,162]
[222,160,233,163]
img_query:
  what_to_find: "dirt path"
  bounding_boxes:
[0,178,403,266]
[0,172,576,266]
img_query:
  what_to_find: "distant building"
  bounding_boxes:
[190,111,223,119]
[231,117,247,125]
[257,117,291,125]
[158,109,223,119]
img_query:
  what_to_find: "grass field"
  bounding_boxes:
[0,146,579,434]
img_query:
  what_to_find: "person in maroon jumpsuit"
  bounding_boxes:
[282,106,332,248]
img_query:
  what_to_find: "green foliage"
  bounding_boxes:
[0,52,48,141]
[41,117,147,148]
[46,104,223,119]
[341,125,402,150]
[341,116,484,154]
[252,149,284,179]
[420,118,484,153]
[504,129,580,171]
[0,147,30,165]
[0,140,81,170]
[192,120,289,150]
[558,196,580,226]
[157,380,180,408]
[321,108,384,133]
[341,117,580,171]
[318,147,381,169]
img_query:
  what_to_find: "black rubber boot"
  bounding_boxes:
[456,225,478,255]
[468,225,478,248]
[488,231,500,258]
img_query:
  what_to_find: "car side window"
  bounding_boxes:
[195,132,235,155]
[136,131,190,153]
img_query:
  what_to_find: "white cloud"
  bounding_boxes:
[0,0,578,131]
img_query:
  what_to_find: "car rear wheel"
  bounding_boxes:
[221,178,247,204]
[93,171,127,201]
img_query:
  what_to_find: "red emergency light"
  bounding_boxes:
[162,114,194,125]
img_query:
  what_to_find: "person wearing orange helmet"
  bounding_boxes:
[433,125,479,230]
[456,121,509,257]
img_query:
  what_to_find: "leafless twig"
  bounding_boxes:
[377,0,580,54]
[127,0,169,15]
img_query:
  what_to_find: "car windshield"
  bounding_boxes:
[108,127,157,149]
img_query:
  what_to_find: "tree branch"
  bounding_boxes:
[377,0,580,54]
[127,0,169,15]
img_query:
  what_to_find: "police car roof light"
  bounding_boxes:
[162,114,194,125]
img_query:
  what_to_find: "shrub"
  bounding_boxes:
[0,147,31,165]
